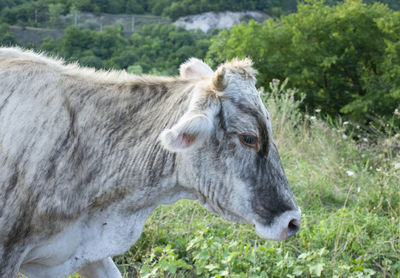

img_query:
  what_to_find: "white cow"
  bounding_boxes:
[0,47,301,277]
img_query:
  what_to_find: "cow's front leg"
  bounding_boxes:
[77,257,122,278]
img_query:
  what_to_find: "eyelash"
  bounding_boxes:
[238,134,258,150]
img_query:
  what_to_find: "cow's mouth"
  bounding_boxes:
[197,195,250,224]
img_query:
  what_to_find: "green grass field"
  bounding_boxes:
[72,81,399,277]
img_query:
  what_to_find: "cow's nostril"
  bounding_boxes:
[287,218,300,238]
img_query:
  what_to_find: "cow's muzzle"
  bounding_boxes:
[253,209,301,241]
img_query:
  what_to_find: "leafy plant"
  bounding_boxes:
[207,0,400,123]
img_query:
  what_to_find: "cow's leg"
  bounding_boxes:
[77,257,122,278]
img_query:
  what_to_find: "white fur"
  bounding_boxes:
[179,58,214,79]
[78,258,122,278]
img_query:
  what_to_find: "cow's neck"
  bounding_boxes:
[73,77,198,214]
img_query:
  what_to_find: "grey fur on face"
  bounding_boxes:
[0,48,300,278]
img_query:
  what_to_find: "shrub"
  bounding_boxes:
[207,0,400,123]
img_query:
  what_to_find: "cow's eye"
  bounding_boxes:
[239,134,258,150]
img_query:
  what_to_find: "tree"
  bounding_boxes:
[127,64,143,74]
[0,23,17,45]
[48,3,65,27]
[129,24,210,75]
[207,0,400,122]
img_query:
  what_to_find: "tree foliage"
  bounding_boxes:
[0,23,17,45]
[147,0,297,20]
[207,0,400,122]
[129,24,210,74]
[0,0,297,23]
[1,0,399,25]
[2,0,399,122]
[39,24,210,75]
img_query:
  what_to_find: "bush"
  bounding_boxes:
[128,24,210,75]
[207,0,400,123]
[0,23,17,46]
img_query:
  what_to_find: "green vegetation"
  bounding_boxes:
[0,23,17,45]
[143,0,297,20]
[1,0,399,26]
[39,23,210,75]
[4,0,396,123]
[0,0,296,25]
[112,80,399,277]
[207,0,400,123]
[128,24,210,74]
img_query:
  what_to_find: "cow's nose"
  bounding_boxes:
[253,209,301,240]
[287,218,300,238]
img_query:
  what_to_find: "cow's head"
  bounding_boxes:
[159,58,301,241]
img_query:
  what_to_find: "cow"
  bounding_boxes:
[0,47,301,278]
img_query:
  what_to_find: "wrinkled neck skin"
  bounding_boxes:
[88,80,205,213]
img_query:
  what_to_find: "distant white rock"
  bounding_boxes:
[174,11,269,33]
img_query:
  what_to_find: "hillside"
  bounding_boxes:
[7,13,170,47]
[1,0,398,29]
[8,9,269,47]
[174,11,268,32]
[0,0,293,25]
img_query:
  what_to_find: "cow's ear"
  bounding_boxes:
[180,58,214,79]
[159,113,212,152]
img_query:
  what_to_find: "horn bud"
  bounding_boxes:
[212,67,227,92]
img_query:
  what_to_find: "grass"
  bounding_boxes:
[75,80,399,277]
